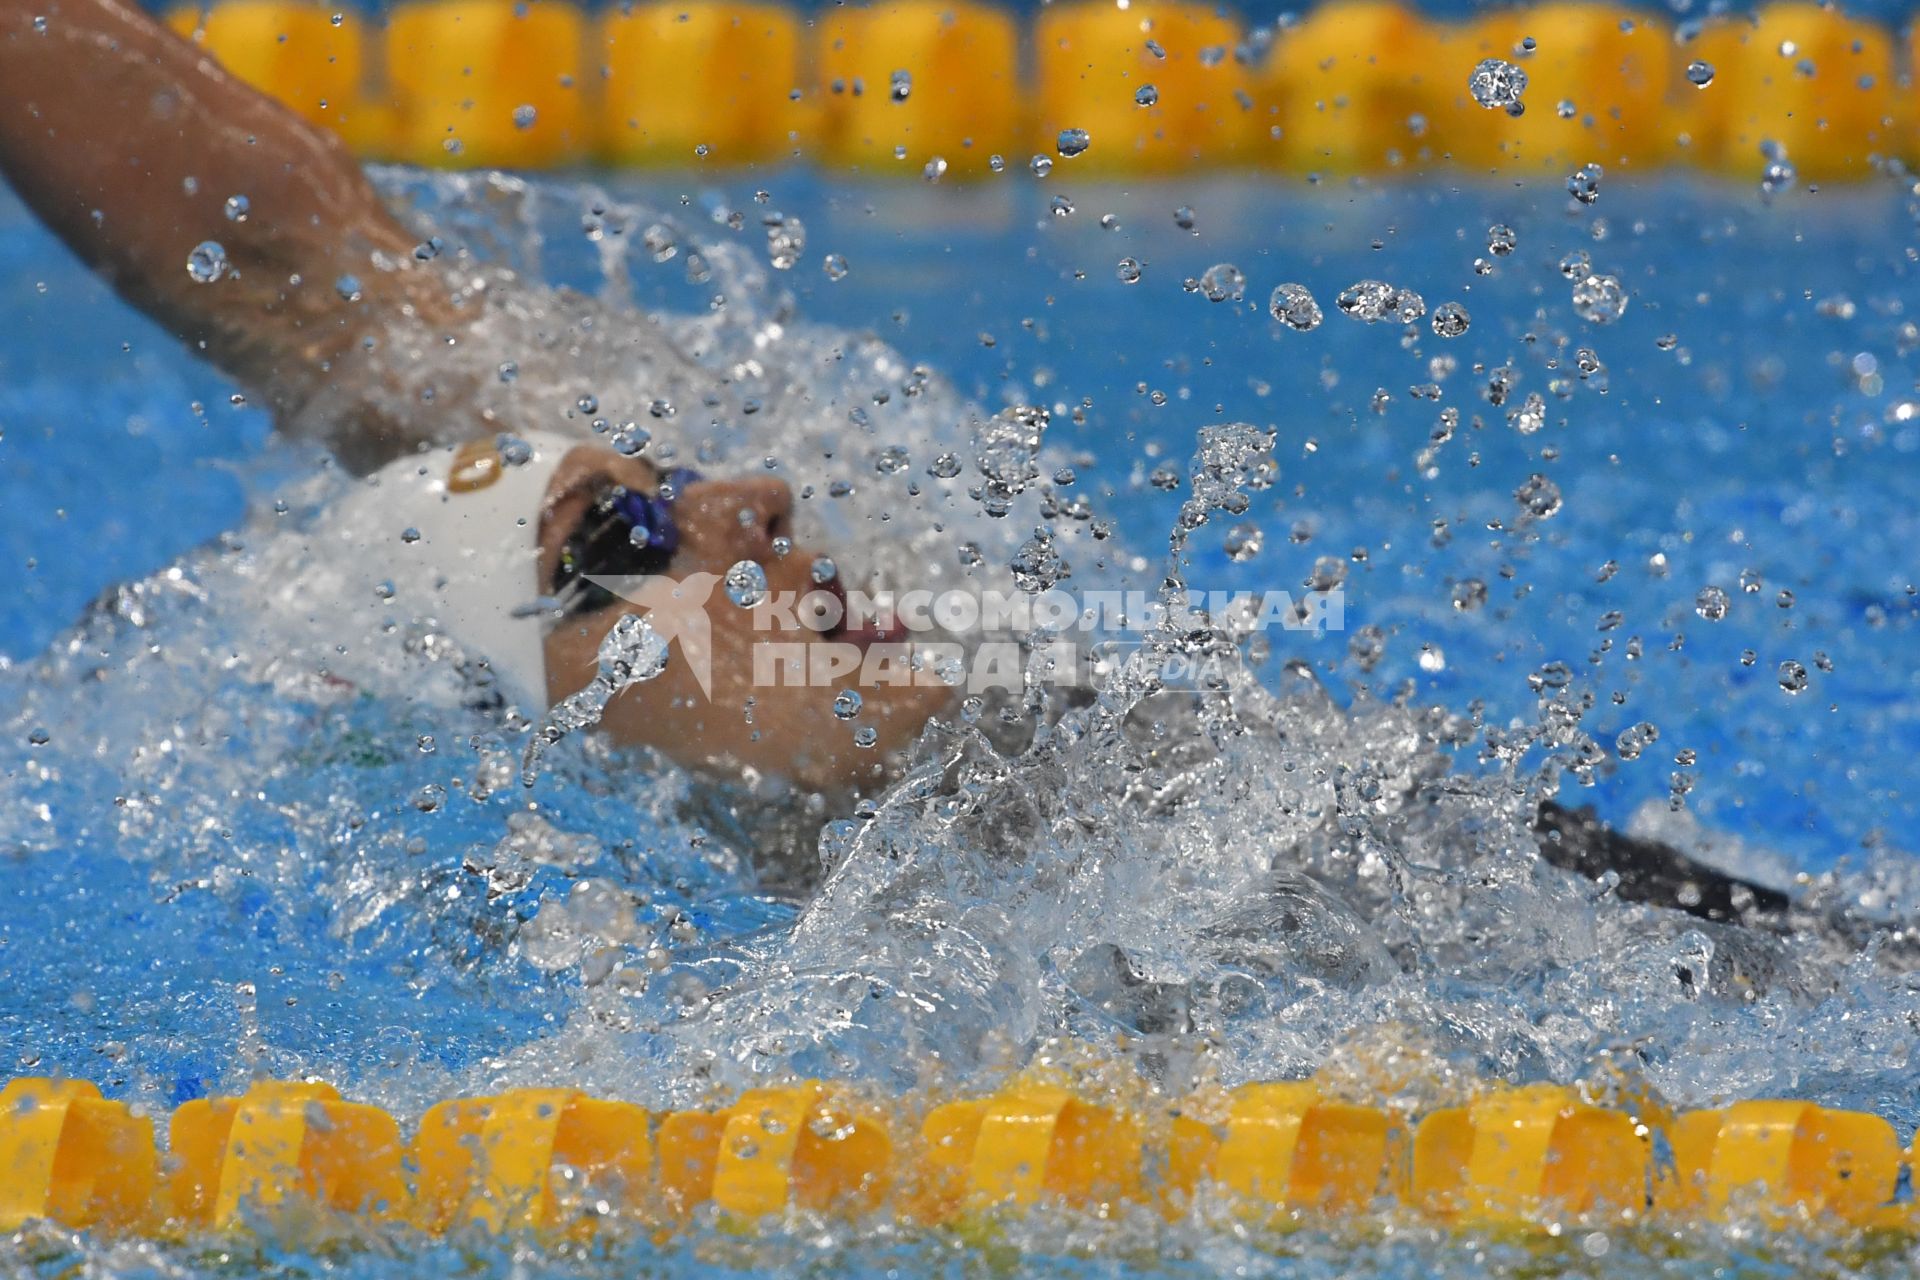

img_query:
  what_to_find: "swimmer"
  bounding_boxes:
[0,0,1865,933]
[0,0,953,793]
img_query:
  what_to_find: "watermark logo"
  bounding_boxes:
[585,576,1344,697]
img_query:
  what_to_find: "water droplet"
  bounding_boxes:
[853,726,879,749]
[1486,223,1517,256]
[1057,127,1091,157]
[1431,301,1471,338]
[766,214,805,270]
[724,560,769,608]
[1011,527,1068,592]
[1558,249,1591,279]
[1134,84,1159,106]
[1173,205,1197,231]
[1269,283,1322,331]
[334,273,363,302]
[1760,156,1797,199]
[1514,472,1563,519]
[1567,162,1603,205]
[1029,154,1053,177]
[822,252,849,282]
[988,154,1005,173]
[512,104,537,130]
[27,727,49,746]
[611,423,650,456]
[832,690,863,720]
[1335,279,1399,323]
[1049,194,1075,218]
[1224,522,1263,561]
[1469,57,1529,113]
[1615,722,1659,761]
[1686,59,1715,87]
[810,556,838,585]
[1777,660,1809,694]
[890,69,912,102]
[223,194,250,223]
[1116,257,1142,284]
[1199,263,1245,302]
[1452,578,1488,611]
[1571,272,1629,323]
[186,241,228,283]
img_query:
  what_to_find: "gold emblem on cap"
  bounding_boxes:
[447,439,504,493]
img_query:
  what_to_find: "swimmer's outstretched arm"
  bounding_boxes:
[0,0,443,468]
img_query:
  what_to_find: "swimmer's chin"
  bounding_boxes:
[588,677,960,798]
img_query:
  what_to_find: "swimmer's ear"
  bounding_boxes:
[0,0,442,472]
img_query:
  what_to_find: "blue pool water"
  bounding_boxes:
[3,167,1920,1275]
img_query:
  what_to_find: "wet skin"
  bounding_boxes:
[536,446,958,793]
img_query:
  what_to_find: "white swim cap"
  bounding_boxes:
[323,430,581,708]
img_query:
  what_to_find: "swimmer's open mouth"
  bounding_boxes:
[814,577,906,649]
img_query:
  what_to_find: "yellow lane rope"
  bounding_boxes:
[3,1075,1914,1237]
[162,1,1919,177]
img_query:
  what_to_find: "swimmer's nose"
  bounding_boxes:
[677,475,794,561]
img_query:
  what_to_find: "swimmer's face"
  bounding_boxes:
[536,446,956,793]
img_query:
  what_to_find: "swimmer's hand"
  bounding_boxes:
[0,0,446,470]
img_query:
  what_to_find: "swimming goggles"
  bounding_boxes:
[552,466,703,616]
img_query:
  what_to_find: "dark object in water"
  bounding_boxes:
[1534,801,1792,925]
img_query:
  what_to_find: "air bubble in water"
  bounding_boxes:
[833,690,863,720]
[822,253,849,282]
[1686,60,1715,87]
[1571,273,1628,323]
[223,195,250,222]
[1269,283,1322,330]
[725,560,769,608]
[186,241,228,283]
[512,104,537,130]
[1057,127,1091,157]
[1135,84,1159,106]
[1116,257,1143,284]
[1199,263,1245,302]
[1431,301,1471,337]
[1469,57,1528,114]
